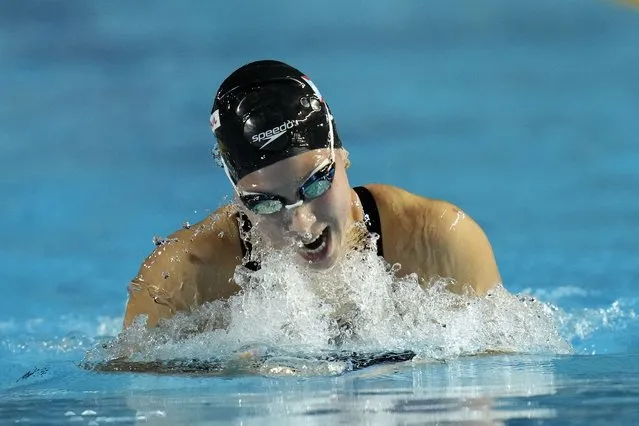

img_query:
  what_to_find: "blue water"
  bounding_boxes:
[2,0,639,424]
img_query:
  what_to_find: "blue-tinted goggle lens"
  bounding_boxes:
[240,161,336,215]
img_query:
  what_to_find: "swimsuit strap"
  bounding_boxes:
[353,186,384,257]
[237,212,261,271]
[236,186,383,270]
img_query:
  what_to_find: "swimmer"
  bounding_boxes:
[123,60,502,328]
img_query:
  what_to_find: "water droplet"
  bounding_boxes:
[211,146,224,167]
[182,221,191,229]
[218,231,225,238]
[153,236,178,246]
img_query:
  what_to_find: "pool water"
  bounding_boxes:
[1,0,639,424]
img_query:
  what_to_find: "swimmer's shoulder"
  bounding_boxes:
[359,183,463,247]
[171,203,244,264]
[365,184,491,247]
[359,184,501,294]
[124,204,244,328]
[360,183,455,224]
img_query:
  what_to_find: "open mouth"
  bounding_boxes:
[299,227,331,262]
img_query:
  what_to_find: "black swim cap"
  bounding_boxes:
[210,60,342,183]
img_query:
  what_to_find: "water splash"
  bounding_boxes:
[521,287,639,354]
[86,245,573,374]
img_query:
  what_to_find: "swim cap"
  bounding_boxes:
[210,60,342,183]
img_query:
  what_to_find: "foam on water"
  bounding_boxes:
[84,242,575,374]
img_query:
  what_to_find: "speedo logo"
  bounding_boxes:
[251,120,298,149]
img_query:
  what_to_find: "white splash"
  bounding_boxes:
[102,244,573,367]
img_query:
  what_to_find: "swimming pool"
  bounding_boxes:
[2,0,638,424]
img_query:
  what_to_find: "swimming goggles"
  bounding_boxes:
[239,157,336,215]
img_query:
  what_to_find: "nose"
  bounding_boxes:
[285,202,317,239]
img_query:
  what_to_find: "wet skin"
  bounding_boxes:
[124,149,502,328]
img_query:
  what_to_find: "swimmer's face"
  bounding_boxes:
[236,148,353,270]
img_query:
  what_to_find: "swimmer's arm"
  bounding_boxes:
[124,278,173,329]
[435,204,502,295]
[123,207,243,329]
[123,236,199,329]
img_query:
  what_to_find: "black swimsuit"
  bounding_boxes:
[237,186,383,271]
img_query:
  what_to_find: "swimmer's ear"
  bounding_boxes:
[339,148,351,169]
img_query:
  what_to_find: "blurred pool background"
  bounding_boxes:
[1,0,638,424]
